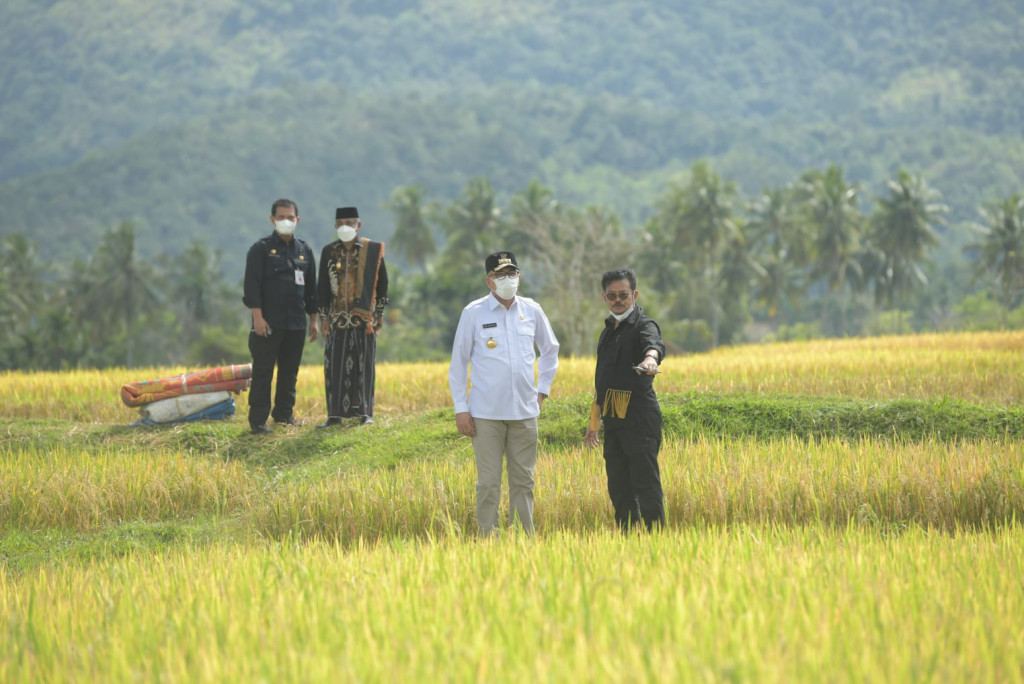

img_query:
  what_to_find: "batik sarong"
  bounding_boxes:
[323,326,376,418]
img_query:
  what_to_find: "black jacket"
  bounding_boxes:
[242,232,318,331]
[594,305,666,430]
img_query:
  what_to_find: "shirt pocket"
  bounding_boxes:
[516,320,537,361]
[268,253,293,280]
[478,328,502,355]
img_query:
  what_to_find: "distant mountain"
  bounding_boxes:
[3,0,1022,275]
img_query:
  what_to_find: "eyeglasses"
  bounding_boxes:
[490,269,520,281]
[604,291,633,302]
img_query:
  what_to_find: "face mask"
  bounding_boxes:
[493,275,519,300]
[611,304,635,322]
[336,225,358,242]
[275,219,296,236]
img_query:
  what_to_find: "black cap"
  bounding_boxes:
[485,251,517,273]
[336,207,359,220]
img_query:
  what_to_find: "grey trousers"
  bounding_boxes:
[471,416,539,536]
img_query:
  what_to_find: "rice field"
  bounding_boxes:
[1,331,1023,682]
[3,330,1022,423]
[4,527,1022,682]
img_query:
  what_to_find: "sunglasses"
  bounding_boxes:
[604,291,633,302]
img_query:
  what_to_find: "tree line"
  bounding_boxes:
[2,161,1022,370]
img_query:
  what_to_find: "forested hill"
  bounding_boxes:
[2,0,1023,274]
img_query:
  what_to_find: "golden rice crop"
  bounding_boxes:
[2,331,1021,422]
[3,525,1022,682]
[657,331,1024,403]
[252,435,1024,540]
[0,447,256,531]
[6,435,1021,538]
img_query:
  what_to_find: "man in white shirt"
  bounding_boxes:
[449,250,560,536]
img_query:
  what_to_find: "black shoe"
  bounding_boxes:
[274,416,303,426]
[359,416,374,425]
[251,424,271,435]
[316,417,343,429]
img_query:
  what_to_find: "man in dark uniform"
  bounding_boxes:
[316,206,389,427]
[584,267,666,531]
[242,198,319,434]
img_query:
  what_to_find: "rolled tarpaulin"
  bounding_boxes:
[139,391,232,424]
[120,364,252,407]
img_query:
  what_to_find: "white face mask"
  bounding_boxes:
[611,304,635,322]
[274,219,297,236]
[336,225,358,242]
[493,275,519,300]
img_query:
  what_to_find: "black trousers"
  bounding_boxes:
[603,412,665,531]
[248,328,305,428]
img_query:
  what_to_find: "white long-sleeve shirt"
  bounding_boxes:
[449,293,560,420]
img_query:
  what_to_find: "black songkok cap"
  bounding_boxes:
[485,251,518,273]
[336,207,359,220]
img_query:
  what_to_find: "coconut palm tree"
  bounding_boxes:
[795,165,864,336]
[507,179,559,256]
[0,234,38,330]
[967,193,1024,325]
[746,186,810,324]
[648,160,739,347]
[386,184,435,271]
[159,240,238,344]
[86,220,159,367]
[868,170,947,332]
[420,178,510,349]
[718,226,766,339]
[437,177,506,266]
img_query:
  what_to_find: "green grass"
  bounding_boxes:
[658,392,1024,441]
[3,392,1023,467]
[0,519,234,575]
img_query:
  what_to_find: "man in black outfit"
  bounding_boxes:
[584,267,666,531]
[242,198,319,434]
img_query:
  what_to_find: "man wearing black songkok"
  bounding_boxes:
[316,207,389,426]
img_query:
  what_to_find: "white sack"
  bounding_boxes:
[139,391,232,424]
